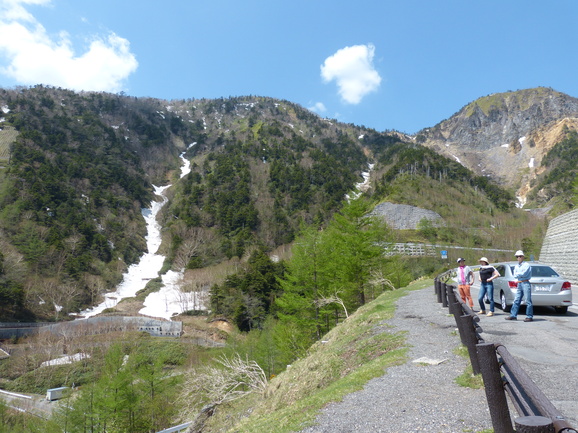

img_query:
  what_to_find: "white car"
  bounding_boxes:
[492,262,572,314]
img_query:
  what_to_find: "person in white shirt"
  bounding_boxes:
[505,250,534,322]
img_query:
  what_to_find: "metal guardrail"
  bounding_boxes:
[0,317,183,339]
[434,275,577,433]
[0,341,11,358]
[156,421,192,433]
[0,322,50,328]
[383,242,512,257]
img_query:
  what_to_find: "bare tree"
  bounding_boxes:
[173,226,216,270]
[27,278,81,320]
[53,282,81,319]
[0,237,26,280]
[177,283,209,313]
[50,246,69,276]
[83,274,107,305]
[176,285,192,313]
[179,354,268,431]
[314,294,349,318]
[24,277,56,317]
[65,233,83,253]
[195,289,209,311]
[368,269,396,301]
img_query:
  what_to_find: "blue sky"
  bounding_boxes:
[1,0,578,134]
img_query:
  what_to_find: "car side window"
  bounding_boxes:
[495,265,505,276]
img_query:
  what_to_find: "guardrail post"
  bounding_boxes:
[446,284,457,313]
[447,295,455,315]
[476,342,514,433]
[441,283,448,308]
[448,290,462,318]
[451,300,466,345]
[496,346,578,433]
[446,284,457,304]
[461,314,481,374]
[514,416,555,433]
[435,279,442,303]
[435,271,577,433]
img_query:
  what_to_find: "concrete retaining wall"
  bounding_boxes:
[539,208,578,284]
[0,317,182,340]
[44,317,183,337]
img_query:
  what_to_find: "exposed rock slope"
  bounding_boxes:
[418,87,578,205]
[369,202,442,230]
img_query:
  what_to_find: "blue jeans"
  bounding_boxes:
[478,281,494,312]
[510,281,533,319]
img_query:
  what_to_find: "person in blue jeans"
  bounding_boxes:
[477,257,500,316]
[505,250,533,322]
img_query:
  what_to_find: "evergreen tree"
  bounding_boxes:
[209,250,285,331]
[275,199,392,359]
[276,224,330,343]
[323,198,391,309]
[55,342,181,433]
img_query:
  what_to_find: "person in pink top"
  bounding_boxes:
[456,258,474,309]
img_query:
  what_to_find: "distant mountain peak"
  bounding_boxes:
[419,87,578,205]
[462,87,566,117]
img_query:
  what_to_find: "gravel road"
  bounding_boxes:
[299,284,578,433]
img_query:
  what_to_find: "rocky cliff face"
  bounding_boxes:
[418,88,578,205]
[369,202,442,230]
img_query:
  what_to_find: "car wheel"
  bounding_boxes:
[500,292,511,312]
[554,306,568,314]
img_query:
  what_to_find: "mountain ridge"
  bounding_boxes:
[0,87,384,321]
[417,87,578,207]
[0,85,569,322]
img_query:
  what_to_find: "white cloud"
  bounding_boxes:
[0,0,138,92]
[308,101,327,113]
[0,0,46,22]
[320,44,381,104]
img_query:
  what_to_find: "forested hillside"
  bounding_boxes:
[0,86,560,433]
[160,97,372,264]
[0,87,380,321]
[0,86,195,320]
[528,129,578,210]
[0,86,539,323]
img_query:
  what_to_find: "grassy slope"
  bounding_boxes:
[0,125,17,162]
[379,174,548,259]
[203,278,433,433]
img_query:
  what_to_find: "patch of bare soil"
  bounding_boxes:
[176,315,232,344]
[113,298,146,315]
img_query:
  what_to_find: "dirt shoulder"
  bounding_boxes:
[300,285,578,432]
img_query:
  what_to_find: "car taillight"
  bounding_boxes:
[508,281,518,288]
[562,282,572,291]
